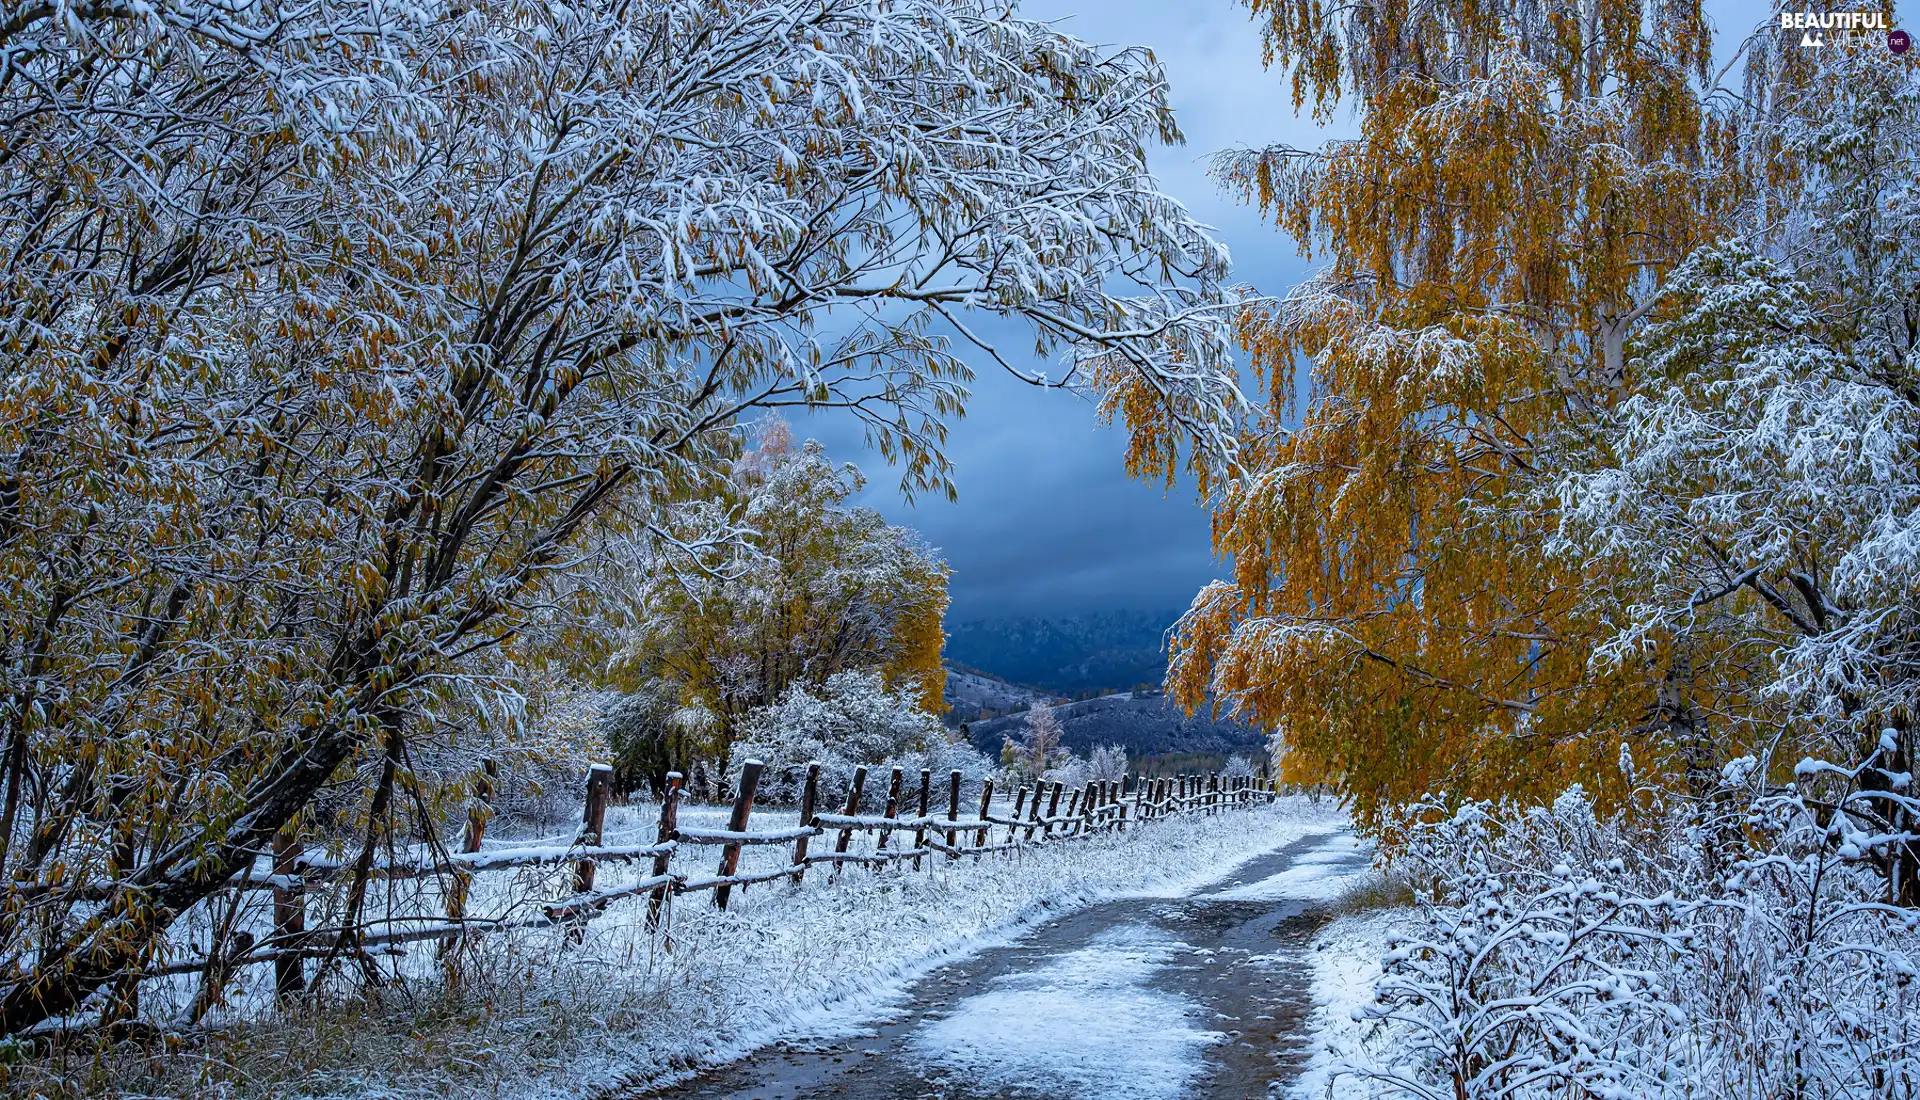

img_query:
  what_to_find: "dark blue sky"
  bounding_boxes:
[809,0,1762,621]
[798,0,1330,621]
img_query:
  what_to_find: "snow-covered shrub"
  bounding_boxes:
[730,671,989,804]
[600,679,709,796]
[1087,744,1130,784]
[1220,754,1258,782]
[1042,755,1089,790]
[1346,776,1920,1099]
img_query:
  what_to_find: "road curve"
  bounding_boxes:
[639,830,1370,1100]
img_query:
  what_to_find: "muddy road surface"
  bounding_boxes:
[642,830,1370,1100]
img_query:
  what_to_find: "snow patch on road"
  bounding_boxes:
[911,925,1220,1100]
[1211,832,1372,901]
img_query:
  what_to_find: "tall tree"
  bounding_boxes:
[1555,37,1920,900]
[1163,0,1776,821]
[0,0,1240,1034]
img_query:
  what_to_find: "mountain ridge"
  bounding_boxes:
[943,609,1184,696]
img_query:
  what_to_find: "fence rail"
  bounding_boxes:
[130,762,1278,1003]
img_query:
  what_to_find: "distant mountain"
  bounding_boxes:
[943,610,1182,696]
[943,665,1057,725]
[960,690,1265,765]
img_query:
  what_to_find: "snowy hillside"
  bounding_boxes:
[943,665,1057,723]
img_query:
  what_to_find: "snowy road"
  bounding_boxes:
[643,830,1370,1100]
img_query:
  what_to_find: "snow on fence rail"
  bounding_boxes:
[133,760,1276,1003]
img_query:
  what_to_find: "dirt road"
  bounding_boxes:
[644,830,1369,1100]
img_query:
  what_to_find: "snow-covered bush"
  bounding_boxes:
[1220,754,1258,782]
[730,671,991,804]
[485,694,614,829]
[1346,777,1920,1099]
[600,679,712,797]
[1087,744,1130,784]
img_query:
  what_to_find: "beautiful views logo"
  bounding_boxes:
[1780,10,1907,50]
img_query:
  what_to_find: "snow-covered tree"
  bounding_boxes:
[1163,0,1750,821]
[0,0,1240,1035]
[731,671,989,804]
[1086,744,1130,784]
[1551,37,1920,898]
[1219,754,1257,782]
[1165,0,1920,839]
[1003,701,1068,782]
[607,423,949,780]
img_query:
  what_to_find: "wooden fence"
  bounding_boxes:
[140,762,1277,1002]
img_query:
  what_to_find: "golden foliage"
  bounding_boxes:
[612,424,949,763]
[1168,0,1764,823]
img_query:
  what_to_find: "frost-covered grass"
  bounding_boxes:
[20,798,1342,1099]
[1292,909,1408,1100]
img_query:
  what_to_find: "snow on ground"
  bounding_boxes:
[912,925,1220,1100]
[1210,832,1372,901]
[1289,908,1408,1099]
[577,798,1345,1098]
[97,797,1344,1100]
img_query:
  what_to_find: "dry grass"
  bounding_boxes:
[1325,868,1413,916]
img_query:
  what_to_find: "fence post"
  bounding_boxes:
[874,766,904,866]
[442,758,494,961]
[912,768,932,870]
[791,762,820,885]
[976,779,994,849]
[714,760,762,910]
[574,763,615,897]
[645,772,682,932]
[1012,786,1029,841]
[1043,782,1064,839]
[273,824,305,1001]
[1064,788,1081,828]
[831,765,867,880]
[945,770,962,861]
